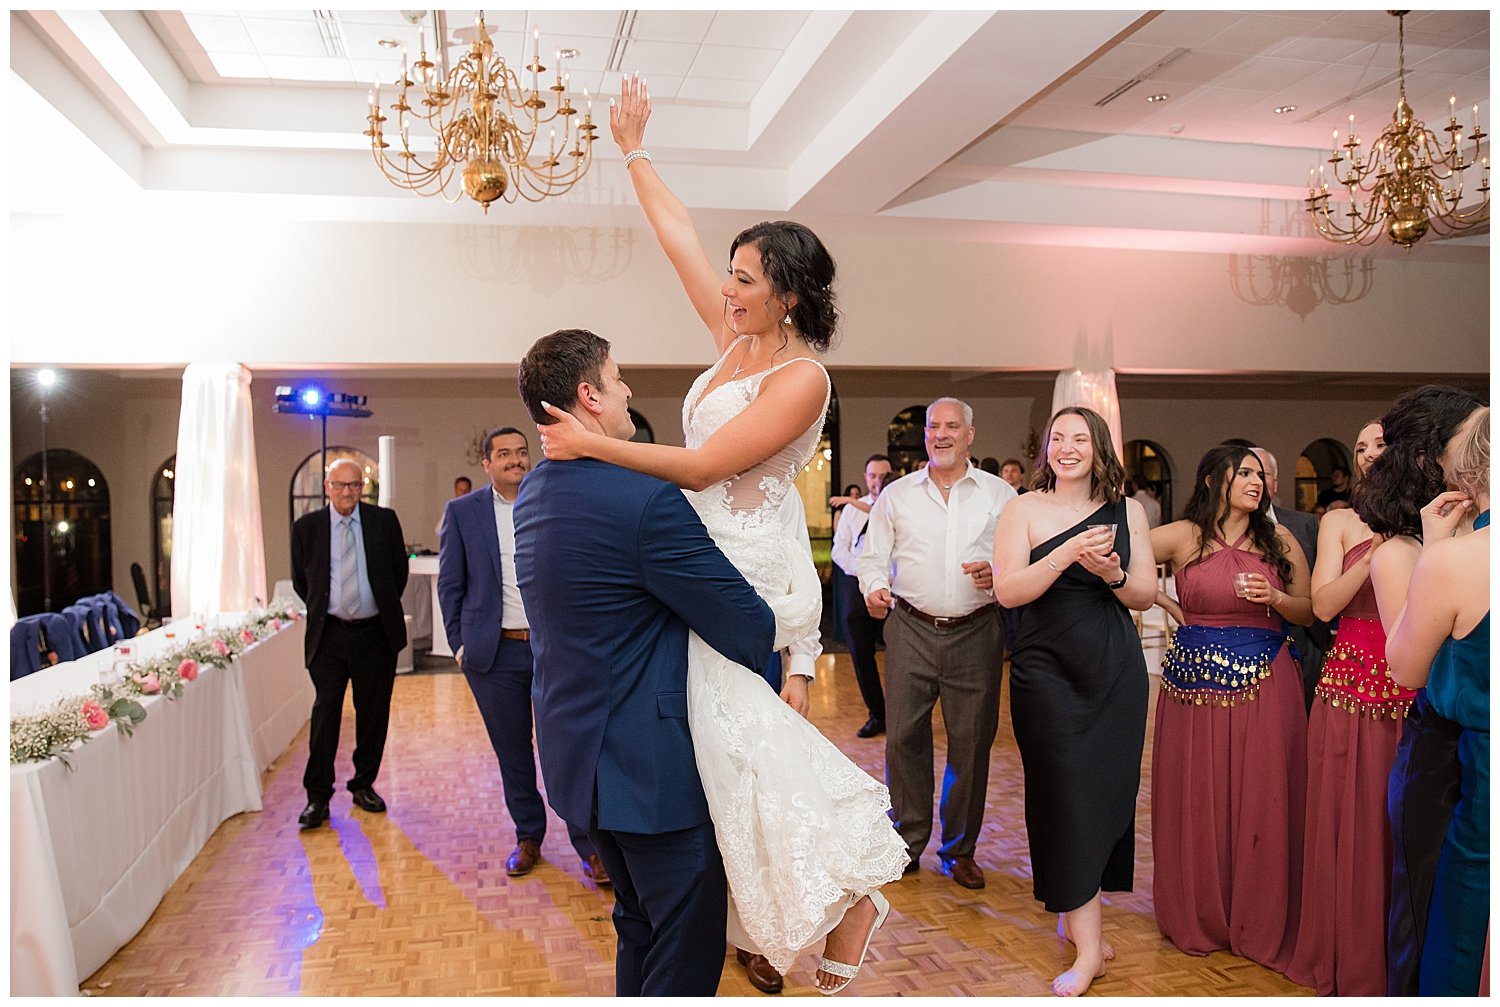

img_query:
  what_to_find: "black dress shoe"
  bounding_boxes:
[856,718,886,739]
[735,948,784,994]
[298,800,330,829]
[350,787,386,813]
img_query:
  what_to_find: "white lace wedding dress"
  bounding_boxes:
[681,337,909,975]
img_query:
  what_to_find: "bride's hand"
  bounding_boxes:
[537,402,597,462]
[610,73,651,155]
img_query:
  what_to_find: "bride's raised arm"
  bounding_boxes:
[613,75,734,354]
[540,361,827,491]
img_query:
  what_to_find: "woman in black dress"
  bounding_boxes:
[994,406,1158,996]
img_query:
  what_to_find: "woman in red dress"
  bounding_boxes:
[1286,420,1415,994]
[1150,445,1313,974]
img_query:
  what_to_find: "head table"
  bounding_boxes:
[9,614,312,996]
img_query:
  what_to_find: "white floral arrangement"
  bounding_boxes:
[10,603,304,766]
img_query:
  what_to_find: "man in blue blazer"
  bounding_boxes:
[514,329,775,997]
[438,425,605,885]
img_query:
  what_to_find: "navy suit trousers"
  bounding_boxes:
[464,637,593,858]
[589,815,728,996]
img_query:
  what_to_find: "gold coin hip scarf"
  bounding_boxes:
[1160,624,1290,708]
[1313,615,1414,720]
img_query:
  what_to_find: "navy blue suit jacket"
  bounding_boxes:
[437,485,514,672]
[514,458,775,835]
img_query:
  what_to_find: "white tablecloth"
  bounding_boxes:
[9,617,311,996]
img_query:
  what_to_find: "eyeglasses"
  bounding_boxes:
[328,480,365,492]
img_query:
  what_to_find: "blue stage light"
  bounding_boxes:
[300,387,323,407]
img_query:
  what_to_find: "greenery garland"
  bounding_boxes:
[10,604,303,767]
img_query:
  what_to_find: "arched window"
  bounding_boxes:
[887,404,928,476]
[13,449,112,614]
[628,408,655,444]
[289,447,380,529]
[1298,437,1353,514]
[151,456,176,614]
[1122,439,1174,524]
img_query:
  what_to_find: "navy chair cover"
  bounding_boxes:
[102,590,143,638]
[10,619,44,680]
[61,603,102,654]
[32,612,85,664]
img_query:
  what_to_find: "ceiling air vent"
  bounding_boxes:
[314,10,345,58]
[1095,47,1190,107]
[606,10,637,73]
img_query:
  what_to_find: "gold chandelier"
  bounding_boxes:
[364,12,597,213]
[1305,10,1489,248]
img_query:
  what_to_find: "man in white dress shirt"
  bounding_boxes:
[830,453,893,738]
[857,398,1016,890]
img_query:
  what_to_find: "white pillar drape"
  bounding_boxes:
[170,363,267,617]
[1051,368,1124,459]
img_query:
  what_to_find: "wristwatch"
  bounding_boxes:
[1105,571,1128,590]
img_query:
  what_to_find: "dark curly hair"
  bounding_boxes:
[729,221,839,353]
[1353,384,1485,539]
[1182,444,1292,584]
[1027,406,1126,504]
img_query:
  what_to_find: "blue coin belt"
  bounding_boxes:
[1161,624,1289,707]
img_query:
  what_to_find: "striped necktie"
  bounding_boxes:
[340,516,360,616]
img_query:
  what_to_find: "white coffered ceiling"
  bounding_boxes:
[9,8,1490,261]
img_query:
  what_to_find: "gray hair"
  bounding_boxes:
[324,457,364,480]
[1250,446,1279,481]
[927,397,974,427]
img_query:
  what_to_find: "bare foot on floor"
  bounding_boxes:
[1051,949,1107,997]
[816,895,879,992]
[1057,914,1115,961]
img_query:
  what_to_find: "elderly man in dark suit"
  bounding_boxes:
[513,328,775,996]
[291,458,409,828]
[1252,447,1325,711]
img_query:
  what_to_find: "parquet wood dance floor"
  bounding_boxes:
[80,644,1312,997]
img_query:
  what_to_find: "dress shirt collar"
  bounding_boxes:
[1266,502,1279,524]
[917,462,976,493]
[492,485,516,507]
[330,503,360,526]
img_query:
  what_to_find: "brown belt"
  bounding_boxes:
[501,628,531,642]
[894,597,997,630]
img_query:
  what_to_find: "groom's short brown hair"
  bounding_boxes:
[518,328,611,425]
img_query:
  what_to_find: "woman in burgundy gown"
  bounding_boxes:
[1285,421,1415,995]
[1149,445,1313,974]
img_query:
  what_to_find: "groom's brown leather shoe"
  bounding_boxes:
[942,855,985,890]
[736,948,784,994]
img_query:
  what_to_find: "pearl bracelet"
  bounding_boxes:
[623,148,651,168]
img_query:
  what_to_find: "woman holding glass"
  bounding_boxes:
[1149,444,1312,974]
[993,406,1157,996]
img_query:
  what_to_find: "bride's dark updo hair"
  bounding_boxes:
[730,220,840,353]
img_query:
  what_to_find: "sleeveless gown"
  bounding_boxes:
[680,338,909,974]
[1417,511,1490,996]
[1009,498,1148,913]
[1150,534,1307,974]
[1286,537,1413,995]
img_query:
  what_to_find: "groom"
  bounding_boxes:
[513,328,776,997]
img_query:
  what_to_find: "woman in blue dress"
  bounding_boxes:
[1386,406,1489,995]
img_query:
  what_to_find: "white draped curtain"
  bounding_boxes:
[1051,368,1124,459]
[170,363,267,617]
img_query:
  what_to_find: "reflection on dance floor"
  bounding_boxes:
[82,650,1310,996]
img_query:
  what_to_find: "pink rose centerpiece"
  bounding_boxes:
[131,672,162,695]
[212,638,230,657]
[81,699,109,731]
[270,618,283,632]
[240,628,256,645]
[177,658,200,682]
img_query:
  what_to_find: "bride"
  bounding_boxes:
[537,75,907,993]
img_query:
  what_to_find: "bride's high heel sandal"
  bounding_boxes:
[816,890,890,995]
